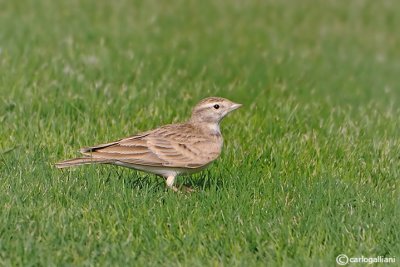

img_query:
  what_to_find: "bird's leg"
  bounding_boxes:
[166,176,178,192]
[166,176,195,193]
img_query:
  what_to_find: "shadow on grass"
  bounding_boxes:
[107,168,166,192]
[110,167,226,192]
[57,164,225,192]
[182,170,225,191]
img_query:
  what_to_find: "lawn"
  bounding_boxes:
[0,0,399,266]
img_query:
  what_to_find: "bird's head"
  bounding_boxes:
[190,97,242,124]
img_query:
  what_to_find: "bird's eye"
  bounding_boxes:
[213,104,220,109]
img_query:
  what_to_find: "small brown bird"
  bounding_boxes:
[56,97,242,191]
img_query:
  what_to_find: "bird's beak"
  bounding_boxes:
[230,103,242,111]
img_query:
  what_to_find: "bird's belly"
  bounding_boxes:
[114,161,211,177]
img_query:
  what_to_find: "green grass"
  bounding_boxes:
[1,0,399,266]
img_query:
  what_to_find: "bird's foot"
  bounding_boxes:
[170,186,179,192]
[181,185,196,193]
[167,185,195,193]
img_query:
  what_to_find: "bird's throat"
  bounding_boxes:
[205,122,221,137]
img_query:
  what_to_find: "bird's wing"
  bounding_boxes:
[80,124,221,168]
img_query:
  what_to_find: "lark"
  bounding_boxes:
[56,97,242,191]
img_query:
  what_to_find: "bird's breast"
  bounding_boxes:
[198,136,223,162]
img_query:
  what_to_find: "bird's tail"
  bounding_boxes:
[55,157,110,169]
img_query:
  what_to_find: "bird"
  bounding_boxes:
[55,97,242,192]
